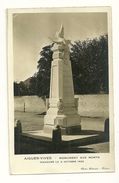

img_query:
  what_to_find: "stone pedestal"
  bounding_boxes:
[44,25,81,135]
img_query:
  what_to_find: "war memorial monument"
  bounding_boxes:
[44,25,81,135]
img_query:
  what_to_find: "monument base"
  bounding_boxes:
[44,124,81,135]
[44,114,81,135]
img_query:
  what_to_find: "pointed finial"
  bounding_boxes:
[56,24,64,39]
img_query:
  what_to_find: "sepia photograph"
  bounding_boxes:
[8,7,114,174]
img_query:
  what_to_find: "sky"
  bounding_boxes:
[13,12,107,82]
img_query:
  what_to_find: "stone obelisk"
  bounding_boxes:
[44,25,81,134]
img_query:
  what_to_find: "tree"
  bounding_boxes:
[18,81,29,96]
[14,81,29,96]
[36,44,53,97]
[70,35,108,94]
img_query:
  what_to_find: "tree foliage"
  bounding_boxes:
[36,44,53,97]
[70,35,108,94]
[14,81,29,96]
